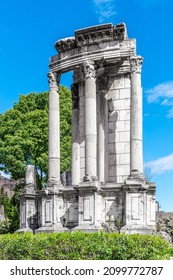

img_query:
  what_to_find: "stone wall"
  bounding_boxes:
[156,211,173,243]
[0,175,16,198]
[108,74,131,183]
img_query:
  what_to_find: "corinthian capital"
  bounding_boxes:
[48,71,61,87]
[130,56,143,74]
[83,60,96,79]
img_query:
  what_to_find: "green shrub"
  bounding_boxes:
[0,231,172,260]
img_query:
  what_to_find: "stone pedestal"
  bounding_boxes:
[17,165,37,233]
[36,183,69,233]
[73,181,103,232]
[17,189,37,233]
[121,171,156,234]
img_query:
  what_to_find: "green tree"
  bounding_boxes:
[0,187,19,233]
[0,86,72,187]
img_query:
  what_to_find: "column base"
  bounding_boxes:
[120,225,155,235]
[128,169,146,183]
[16,227,33,233]
[35,225,69,233]
[72,224,103,233]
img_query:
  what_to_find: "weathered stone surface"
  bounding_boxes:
[0,175,16,199]
[156,212,173,243]
[25,165,36,187]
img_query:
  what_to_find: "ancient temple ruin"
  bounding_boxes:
[18,23,156,234]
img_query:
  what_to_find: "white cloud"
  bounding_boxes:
[145,153,173,175]
[93,0,117,23]
[167,107,173,118]
[146,81,173,118]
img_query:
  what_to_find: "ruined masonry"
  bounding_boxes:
[18,23,156,234]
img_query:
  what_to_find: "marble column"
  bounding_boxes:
[48,71,61,183]
[71,83,80,185]
[130,56,143,174]
[83,60,97,179]
[97,76,108,182]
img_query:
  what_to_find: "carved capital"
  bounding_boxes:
[83,60,96,79]
[130,56,143,74]
[48,72,61,87]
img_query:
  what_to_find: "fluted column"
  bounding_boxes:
[83,60,97,179]
[71,83,80,185]
[48,71,61,183]
[97,75,108,182]
[130,56,143,174]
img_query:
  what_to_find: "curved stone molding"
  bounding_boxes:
[83,60,96,79]
[130,56,143,74]
[54,37,76,53]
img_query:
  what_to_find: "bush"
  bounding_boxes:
[0,231,172,260]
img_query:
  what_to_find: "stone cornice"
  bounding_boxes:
[54,23,128,54]
[54,37,76,53]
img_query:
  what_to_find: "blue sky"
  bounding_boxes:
[0,0,173,211]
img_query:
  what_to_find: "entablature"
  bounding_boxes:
[49,39,136,74]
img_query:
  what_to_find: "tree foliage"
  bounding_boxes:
[0,86,72,186]
[0,187,19,233]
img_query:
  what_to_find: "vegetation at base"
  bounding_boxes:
[0,186,20,233]
[0,87,72,187]
[0,231,172,260]
[0,87,72,233]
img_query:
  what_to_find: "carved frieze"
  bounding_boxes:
[75,23,114,47]
[54,37,76,53]
[130,56,143,74]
